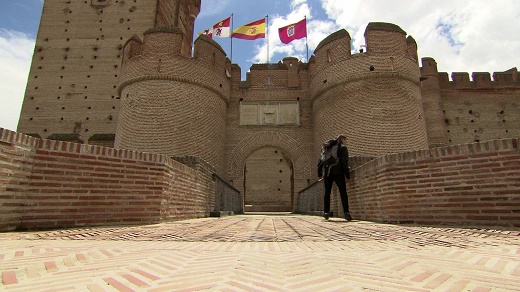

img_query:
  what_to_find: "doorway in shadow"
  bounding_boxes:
[243,146,293,212]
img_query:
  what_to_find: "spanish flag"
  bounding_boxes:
[232,18,266,40]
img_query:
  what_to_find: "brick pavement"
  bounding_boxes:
[1,214,519,291]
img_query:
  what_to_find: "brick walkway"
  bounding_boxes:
[1,214,519,291]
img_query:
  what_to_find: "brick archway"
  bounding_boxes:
[227,131,311,182]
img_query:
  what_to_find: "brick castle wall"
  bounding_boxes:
[225,59,313,209]
[0,128,216,231]
[344,138,520,227]
[18,0,158,142]
[14,0,520,215]
[4,126,518,230]
[311,24,429,158]
[116,30,229,175]
[439,70,520,145]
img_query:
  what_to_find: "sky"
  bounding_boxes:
[0,0,519,132]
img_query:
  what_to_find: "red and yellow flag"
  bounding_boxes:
[232,18,266,40]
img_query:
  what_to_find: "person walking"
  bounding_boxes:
[317,135,352,221]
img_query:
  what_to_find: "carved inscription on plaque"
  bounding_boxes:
[279,103,298,124]
[262,105,278,124]
[241,104,259,125]
[240,101,299,126]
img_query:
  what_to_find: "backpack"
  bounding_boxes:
[320,139,340,176]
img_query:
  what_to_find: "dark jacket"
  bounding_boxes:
[317,144,350,179]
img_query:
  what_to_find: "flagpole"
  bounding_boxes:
[266,15,269,64]
[230,13,234,64]
[305,16,309,62]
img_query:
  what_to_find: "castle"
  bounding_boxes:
[16,0,520,212]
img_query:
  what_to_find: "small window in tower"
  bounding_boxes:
[91,0,111,9]
[327,49,331,62]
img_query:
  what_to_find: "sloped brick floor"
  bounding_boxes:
[1,214,519,291]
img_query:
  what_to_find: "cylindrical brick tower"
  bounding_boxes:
[310,22,429,157]
[115,27,230,174]
[420,57,449,147]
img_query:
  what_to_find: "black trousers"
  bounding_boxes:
[323,174,349,214]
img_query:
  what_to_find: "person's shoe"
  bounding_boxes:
[323,212,330,220]
[344,213,353,221]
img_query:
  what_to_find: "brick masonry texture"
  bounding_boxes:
[0,128,216,231]
[14,0,520,213]
[0,216,519,291]
[2,128,519,231]
[345,138,520,227]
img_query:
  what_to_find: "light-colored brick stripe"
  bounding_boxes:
[0,215,519,291]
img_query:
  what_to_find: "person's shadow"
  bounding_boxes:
[324,218,356,223]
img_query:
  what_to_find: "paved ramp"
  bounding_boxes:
[1,214,519,291]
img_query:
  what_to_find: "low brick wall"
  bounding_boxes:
[347,138,520,227]
[0,128,217,231]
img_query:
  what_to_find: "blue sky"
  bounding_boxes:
[1,0,519,131]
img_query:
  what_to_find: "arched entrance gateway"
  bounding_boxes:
[244,147,293,212]
[226,132,312,213]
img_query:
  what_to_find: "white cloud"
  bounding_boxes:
[0,29,34,131]
[318,0,520,77]
[251,0,339,64]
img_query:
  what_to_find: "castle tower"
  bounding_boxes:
[420,57,449,147]
[154,0,200,57]
[17,0,163,143]
[310,23,429,157]
[115,1,231,174]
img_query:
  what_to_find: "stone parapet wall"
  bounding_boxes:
[346,138,520,227]
[0,128,217,232]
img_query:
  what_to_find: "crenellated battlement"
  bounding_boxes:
[119,28,230,101]
[310,22,421,102]
[16,0,520,219]
[437,68,519,89]
[115,24,231,173]
[309,22,428,157]
[421,58,519,89]
[364,22,409,57]
[230,58,310,90]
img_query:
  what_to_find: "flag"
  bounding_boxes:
[232,18,266,40]
[278,18,307,44]
[213,16,231,38]
[199,28,213,39]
